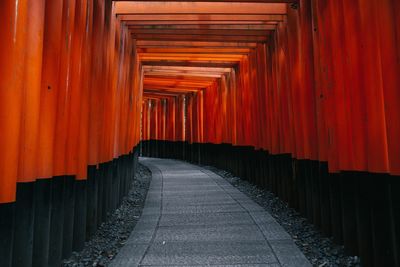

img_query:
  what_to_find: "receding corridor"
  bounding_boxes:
[1,1,399,266]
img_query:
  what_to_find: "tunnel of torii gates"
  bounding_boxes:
[0,0,400,267]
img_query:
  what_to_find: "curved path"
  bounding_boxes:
[111,158,311,267]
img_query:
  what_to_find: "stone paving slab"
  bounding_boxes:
[158,212,256,227]
[162,197,235,206]
[153,224,266,242]
[162,203,246,214]
[110,158,311,267]
[163,199,238,207]
[141,241,278,266]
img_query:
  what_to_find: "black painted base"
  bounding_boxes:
[32,178,52,267]
[0,202,15,267]
[0,146,139,267]
[13,182,35,267]
[140,140,400,267]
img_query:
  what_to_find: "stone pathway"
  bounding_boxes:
[110,158,311,267]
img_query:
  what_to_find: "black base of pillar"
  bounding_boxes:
[329,173,344,245]
[12,182,35,267]
[48,176,65,267]
[32,179,52,267]
[319,162,332,237]
[62,176,75,259]
[0,202,15,267]
[371,174,396,267]
[356,173,374,267]
[104,163,113,218]
[340,172,359,255]
[72,180,87,252]
[97,164,105,225]
[86,165,98,240]
[0,146,140,267]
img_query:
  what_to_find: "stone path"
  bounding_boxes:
[110,158,311,267]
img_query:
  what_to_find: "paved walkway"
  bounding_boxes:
[110,158,311,267]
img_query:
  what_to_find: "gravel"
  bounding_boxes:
[204,166,362,267]
[63,163,152,267]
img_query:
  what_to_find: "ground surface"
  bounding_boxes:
[63,163,152,267]
[110,158,310,267]
[206,166,361,267]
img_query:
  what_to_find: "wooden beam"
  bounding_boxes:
[115,2,287,14]
[132,34,267,42]
[144,88,209,93]
[128,24,277,30]
[129,28,271,36]
[143,66,233,72]
[124,20,275,25]
[144,69,230,78]
[141,61,237,68]
[136,41,258,48]
[118,14,285,21]
[144,76,217,82]
[145,72,223,78]
[143,81,215,87]
[144,91,184,97]
[139,53,244,59]
[144,79,214,86]
[144,90,200,95]
[138,47,251,54]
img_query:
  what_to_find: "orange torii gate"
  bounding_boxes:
[1,1,400,267]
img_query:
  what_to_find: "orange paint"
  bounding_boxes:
[1,0,400,204]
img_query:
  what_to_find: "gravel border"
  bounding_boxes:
[63,163,152,267]
[204,166,362,267]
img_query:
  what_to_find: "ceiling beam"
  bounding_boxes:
[143,82,215,88]
[143,66,233,72]
[138,47,251,54]
[136,41,258,48]
[145,72,223,78]
[139,52,244,59]
[144,89,200,95]
[132,34,267,42]
[141,61,237,68]
[124,20,275,25]
[118,14,285,21]
[129,28,271,36]
[115,2,287,14]
[144,75,217,82]
[143,86,206,92]
[144,91,184,97]
[128,24,277,30]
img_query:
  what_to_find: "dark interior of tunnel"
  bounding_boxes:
[1,0,400,266]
